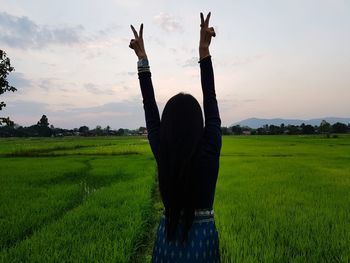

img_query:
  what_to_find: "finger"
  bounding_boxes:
[129,39,135,49]
[200,12,204,27]
[209,27,216,37]
[205,12,211,27]
[130,25,138,38]
[139,23,143,38]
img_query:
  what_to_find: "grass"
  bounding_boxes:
[0,137,157,262]
[0,157,87,249]
[0,135,350,262]
[0,172,154,262]
[215,135,350,262]
[0,136,149,156]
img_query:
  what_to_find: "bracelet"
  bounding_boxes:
[137,58,150,73]
[138,66,150,73]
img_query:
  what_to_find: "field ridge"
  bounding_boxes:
[130,165,163,263]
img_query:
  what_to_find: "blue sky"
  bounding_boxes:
[1,0,349,129]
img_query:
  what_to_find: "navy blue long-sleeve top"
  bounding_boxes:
[138,56,222,209]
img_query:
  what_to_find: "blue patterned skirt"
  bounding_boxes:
[151,209,220,263]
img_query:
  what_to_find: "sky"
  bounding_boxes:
[1,0,349,129]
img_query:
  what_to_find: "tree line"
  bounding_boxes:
[0,115,148,137]
[0,115,349,137]
[221,120,350,135]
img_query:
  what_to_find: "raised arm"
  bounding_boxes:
[199,12,222,156]
[129,24,160,162]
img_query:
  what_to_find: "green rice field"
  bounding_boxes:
[1,135,350,262]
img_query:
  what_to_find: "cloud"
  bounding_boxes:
[0,12,85,49]
[7,72,32,89]
[183,57,199,67]
[148,36,166,47]
[6,73,70,93]
[84,83,115,95]
[68,100,140,114]
[231,55,265,67]
[5,100,49,116]
[5,99,146,129]
[153,12,183,32]
[37,78,60,91]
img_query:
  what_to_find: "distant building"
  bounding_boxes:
[138,127,148,136]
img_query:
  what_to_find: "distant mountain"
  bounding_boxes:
[232,117,350,129]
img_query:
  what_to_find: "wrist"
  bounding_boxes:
[199,47,210,60]
[138,53,147,60]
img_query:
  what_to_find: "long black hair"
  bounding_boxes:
[158,92,204,243]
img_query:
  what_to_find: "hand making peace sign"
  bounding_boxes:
[129,24,147,59]
[129,12,215,60]
[199,12,216,59]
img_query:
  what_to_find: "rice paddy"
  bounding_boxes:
[1,135,349,262]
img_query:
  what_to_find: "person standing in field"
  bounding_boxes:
[129,12,221,263]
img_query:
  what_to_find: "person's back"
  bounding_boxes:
[129,11,221,263]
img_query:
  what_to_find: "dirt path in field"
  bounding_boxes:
[130,166,163,263]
